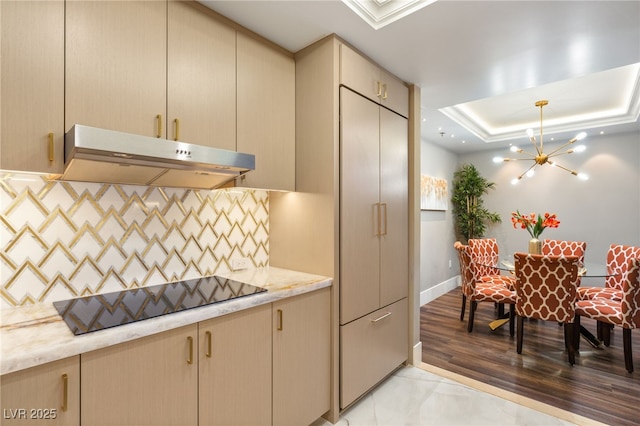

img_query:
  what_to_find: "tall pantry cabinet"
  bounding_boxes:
[270,36,410,419]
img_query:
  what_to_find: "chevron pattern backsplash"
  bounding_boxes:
[0,172,269,308]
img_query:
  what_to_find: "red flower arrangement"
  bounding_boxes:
[511,211,560,239]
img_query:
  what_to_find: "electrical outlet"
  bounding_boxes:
[231,257,250,271]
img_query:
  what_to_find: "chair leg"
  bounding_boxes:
[468,300,477,332]
[601,321,611,347]
[460,294,467,321]
[516,315,524,354]
[564,323,575,365]
[623,328,633,373]
[509,304,515,337]
[597,321,603,341]
[573,315,581,351]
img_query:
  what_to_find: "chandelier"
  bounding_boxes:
[494,100,588,184]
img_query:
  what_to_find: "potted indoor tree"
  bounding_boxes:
[451,163,501,242]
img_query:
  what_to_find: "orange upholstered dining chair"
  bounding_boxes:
[575,257,640,373]
[468,238,516,290]
[578,244,640,302]
[454,241,515,335]
[542,239,586,264]
[514,252,581,365]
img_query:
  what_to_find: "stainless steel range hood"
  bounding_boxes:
[59,125,255,190]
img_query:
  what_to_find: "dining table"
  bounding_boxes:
[481,257,620,348]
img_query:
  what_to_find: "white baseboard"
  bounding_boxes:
[420,276,460,306]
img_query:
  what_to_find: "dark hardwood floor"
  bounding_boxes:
[421,289,640,426]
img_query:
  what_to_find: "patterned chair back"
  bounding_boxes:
[620,258,640,329]
[514,252,580,323]
[454,242,474,297]
[605,244,640,292]
[468,238,500,277]
[542,239,586,264]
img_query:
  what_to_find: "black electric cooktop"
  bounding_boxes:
[53,275,266,335]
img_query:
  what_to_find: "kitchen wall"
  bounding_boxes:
[0,172,269,308]
[420,131,640,300]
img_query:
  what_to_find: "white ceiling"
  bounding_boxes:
[199,0,640,154]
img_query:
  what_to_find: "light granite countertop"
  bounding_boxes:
[0,266,332,376]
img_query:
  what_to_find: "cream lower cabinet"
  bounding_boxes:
[81,325,199,426]
[199,304,272,426]
[340,298,408,408]
[0,0,64,173]
[273,287,331,426]
[76,291,329,426]
[1,356,79,426]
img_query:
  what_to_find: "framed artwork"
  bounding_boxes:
[420,175,448,211]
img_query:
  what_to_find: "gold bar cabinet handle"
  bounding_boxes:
[205,331,212,358]
[156,114,163,138]
[382,83,388,100]
[376,81,382,98]
[277,309,283,331]
[173,118,180,141]
[381,202,388,236]
[187,336,193,364]
[61,373,68,412]
[48,132,54,162]
[371,312,392,323]
[375,203,382,237]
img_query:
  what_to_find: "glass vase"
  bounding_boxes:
[528,238,542,254]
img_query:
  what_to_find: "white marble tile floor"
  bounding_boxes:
[314,363,606,426]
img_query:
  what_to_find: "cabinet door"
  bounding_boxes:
[81,325,198,426]
[340,44,408,117]
[65,0,167,137]
[199,304,272,426]
[340,88,381,324]
[340,44,381,106]
[167,2,236,149]
[273,287,331,426]
[1,356,79,426]
[380,70,409,118]
[1,0,64,173]
[340,297,408,409]
[379,108,409,306]
[237,32,295,191]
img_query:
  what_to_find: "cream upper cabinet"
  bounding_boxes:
[339,87,408,324]
[198,304,272,426]
[65,0,167,136]
[167,2,236,149]
[340,44,408,117]
[273,287,331,426]
[81,325,198,426]
[0,0,64,173]
[1,356,80,426]
[236,32,296,191]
